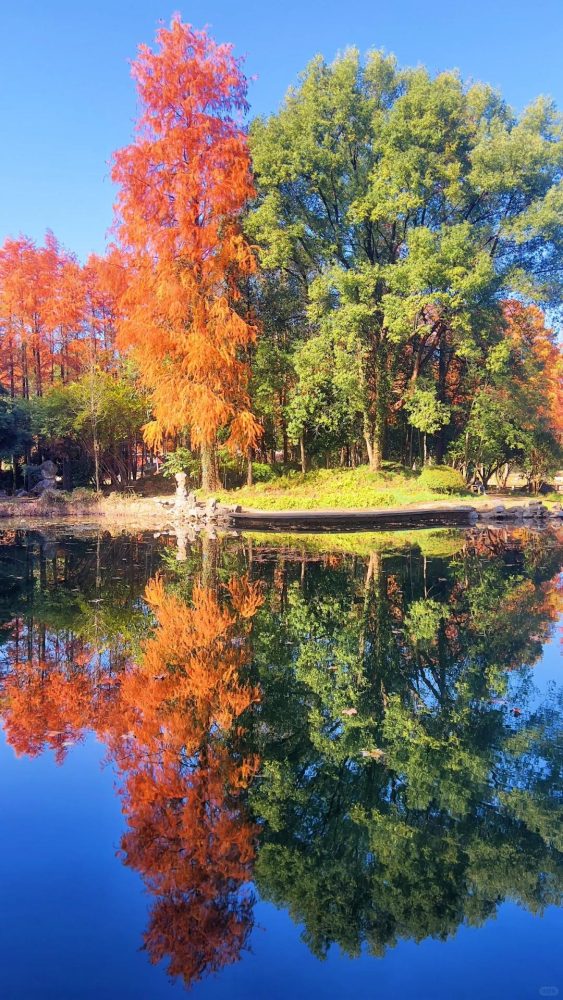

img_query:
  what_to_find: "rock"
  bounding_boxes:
[15,489,29,497]
[174,471,189,509]
[36,488,62,503]
[504,505,524,517]
[39,460,58,479]
[31,479,55,495]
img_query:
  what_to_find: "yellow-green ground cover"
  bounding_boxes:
[208,465,469,511]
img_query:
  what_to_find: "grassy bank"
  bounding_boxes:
[206,465,470,511]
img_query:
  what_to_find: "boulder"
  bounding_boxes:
[39,460,58,480]
[31,479,55,496]
[174,472,189,507]
[504,506,524,517]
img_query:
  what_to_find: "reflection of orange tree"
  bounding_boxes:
[0,572,263,988]
[0,636,120,763]
[104,575,263,987]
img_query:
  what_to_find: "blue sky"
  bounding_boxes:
[1,0,562,260]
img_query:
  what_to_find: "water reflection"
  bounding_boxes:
[0,527,561,990]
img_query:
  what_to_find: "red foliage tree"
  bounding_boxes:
[105,574,263,987]
[503,300,563,440]
[112,17,260,488]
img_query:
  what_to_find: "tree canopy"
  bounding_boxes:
[248,49,563,472]
[0,22,561,490]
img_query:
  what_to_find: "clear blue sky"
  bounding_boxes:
[1,0,562,261]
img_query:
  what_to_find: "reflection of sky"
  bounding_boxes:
[528,617,562,696]
[507,610,562,718]
[0,723,561,999]
[0,622,561,998]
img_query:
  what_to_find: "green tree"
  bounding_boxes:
[0,388,30,487]
[248,531,563,956]
[249,51,563,469]
[31,368,148,490]
[403,384,451,465]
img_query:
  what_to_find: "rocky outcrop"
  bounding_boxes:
[475,502,563,522]
[29,460,58,496]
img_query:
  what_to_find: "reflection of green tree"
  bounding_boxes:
[0,526,561,971]
[249,531,563,958]
[0,530,162,653]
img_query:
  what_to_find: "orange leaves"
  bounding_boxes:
[134,575,260,746]
[503,300,563,436]
[0,233,125,396]
[112,570,262,986]
[227,574,265,618]
[112,16,260,452]
[0,554,262,989]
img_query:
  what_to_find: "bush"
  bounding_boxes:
[252,462,277,483]
[71,487,99,505]
[161,448,200,481]
[37,488,67,505]
[418,465,465,494]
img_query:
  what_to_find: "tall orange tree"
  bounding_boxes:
[112,17,260,489]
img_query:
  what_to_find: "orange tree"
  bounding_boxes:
[112,17,260,489]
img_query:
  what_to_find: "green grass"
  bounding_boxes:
[203,463,471,511]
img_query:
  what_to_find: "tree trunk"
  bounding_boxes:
[201,534,218,590]
[435,335,448,463]
[201,438,219,491]
[364,417,384,472]
[93,438,100,493]
[282,422,289,465]
[62,456,72,492]
[246,450,253,487]
[299,435,308,474]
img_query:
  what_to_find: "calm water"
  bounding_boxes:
[0,526,561,1000]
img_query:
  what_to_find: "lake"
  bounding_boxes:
[0,525,561,1000]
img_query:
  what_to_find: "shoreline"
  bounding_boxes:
[0,494,561,534]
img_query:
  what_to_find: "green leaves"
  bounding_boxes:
[0,389,30,459]
[404,385,451,436]
[249,47,563,468]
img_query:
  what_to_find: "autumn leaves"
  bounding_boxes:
[0,17,260,492]
[112,18,260,488]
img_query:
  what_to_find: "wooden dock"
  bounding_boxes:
[232,504,478,533]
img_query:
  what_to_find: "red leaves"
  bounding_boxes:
[503,300,563,437]
[0,235,125,395]
[112,16,260,453]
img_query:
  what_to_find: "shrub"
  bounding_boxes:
[418,465,465,494]
[161,448,200,481]
[37,488,67,505]
[252,462,276,483]
[71,487,99,505]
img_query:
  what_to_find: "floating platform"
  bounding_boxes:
[232,504,478,533]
